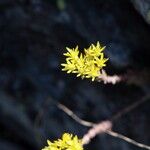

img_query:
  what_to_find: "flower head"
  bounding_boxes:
[61,42,108,81]
[42,133,83,150]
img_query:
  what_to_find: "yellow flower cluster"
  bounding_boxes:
[61,42,108,81]
[42,133,83,150]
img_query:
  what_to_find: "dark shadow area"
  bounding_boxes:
[0,0,150,150]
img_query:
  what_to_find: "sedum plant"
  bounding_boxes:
[42,42,108,150]
[61,42,108,81]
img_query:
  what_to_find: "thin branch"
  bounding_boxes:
[34,96,150,149]
[57,102,94,128]
[106,130,150,150]
[82,120,112,145]
[97,69,122,84]
[111,94,150,121]
[58,103,94,127]
[57,102,150,150]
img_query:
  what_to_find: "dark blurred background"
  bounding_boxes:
[0,0,150,150]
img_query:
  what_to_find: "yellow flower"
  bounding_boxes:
[61,42,108,81]
[64,46,79,61]
[42,133,83,150]
[61,60,76,73]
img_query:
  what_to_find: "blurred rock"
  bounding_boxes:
[132,0,150,24]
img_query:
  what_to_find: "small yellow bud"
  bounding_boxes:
[61,42,108,81]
